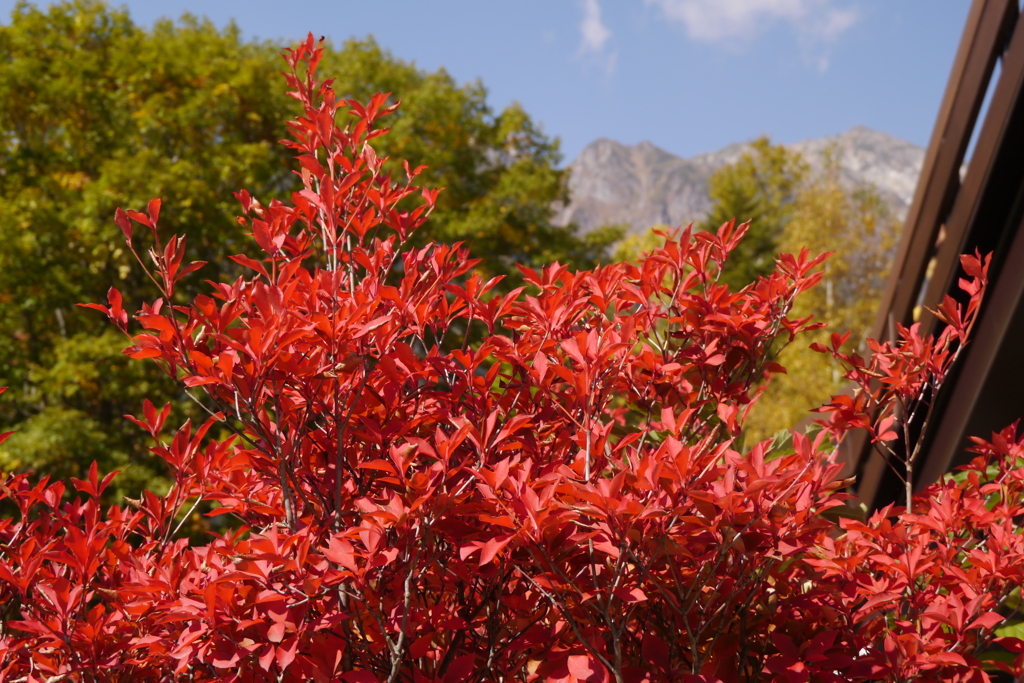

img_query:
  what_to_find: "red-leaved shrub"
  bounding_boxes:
[1,35,1023,683]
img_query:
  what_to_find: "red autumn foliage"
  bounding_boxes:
[2,34,1024,683]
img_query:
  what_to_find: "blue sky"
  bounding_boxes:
[4,1,971,163]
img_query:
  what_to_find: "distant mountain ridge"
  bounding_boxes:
[555,126,925,235]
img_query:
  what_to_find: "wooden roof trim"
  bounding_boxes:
[869,0,1017,344]
[919,8,1024,335]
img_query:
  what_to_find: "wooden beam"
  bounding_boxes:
[919,8,1024,333]
[873,0,1016,342]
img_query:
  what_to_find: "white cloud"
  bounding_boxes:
[645,0,858,51]
[577,0,617,75]
[813,5,858,41]
[580,0,612,53]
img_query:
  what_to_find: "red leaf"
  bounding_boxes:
[994,637,1024,654]
[642,634,669,671]
[148,198,161,226]
[442,654,475,683]
[127,347,163,360]
[479,534,514,567]
[567,654,598,680]
[115,207,132,244]
[324,536,358,571]
[183,376,220,388]
[126,209,153,228]
[356,315,390,338]
[928,652,967,666]
[614,587,647,603]
[258,644,275,671]
[275,636,298,670]
[177,261,207,279]
[229,254,270,279]
[966,611,1004,631]
[76,302,107,316]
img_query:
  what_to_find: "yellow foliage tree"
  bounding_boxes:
[612,223,672,263]
[743,150,900,443]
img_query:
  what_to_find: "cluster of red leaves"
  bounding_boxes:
[815,252,991,511]
[2,35,1024,683]
[806,424,1024,682]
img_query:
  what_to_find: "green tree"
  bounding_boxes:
[699,137,807,289]
[0,0,611,492]
[0,1,296,493]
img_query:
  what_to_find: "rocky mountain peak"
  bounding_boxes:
[555,127,925,235]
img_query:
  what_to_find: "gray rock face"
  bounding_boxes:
[555,126,925,235]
